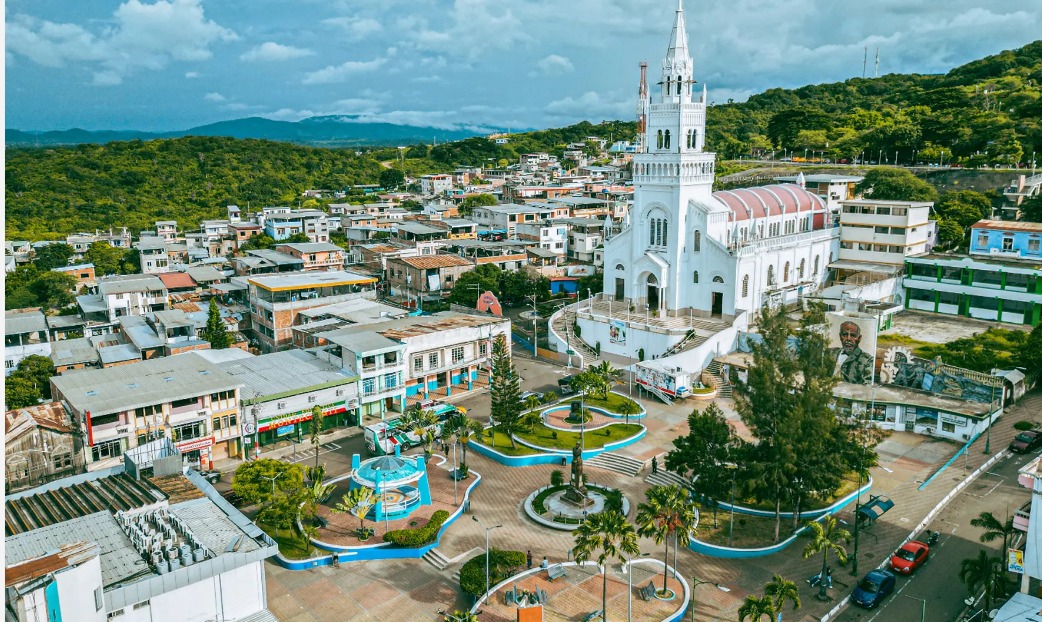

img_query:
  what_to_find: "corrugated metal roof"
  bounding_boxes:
[5,541,99,588]
[218,350,353,401]
[98,274,167,296]
[5,473,163,536]
[971,219,1042,232]
[393,254,473,269]
[5,402,75,438]
[5,309,48,336]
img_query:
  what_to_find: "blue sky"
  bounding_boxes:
[5,0,1040,132]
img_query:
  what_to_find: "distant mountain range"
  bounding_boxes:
[5,115,496,148]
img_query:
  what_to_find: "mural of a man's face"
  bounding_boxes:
[839,322,862,354]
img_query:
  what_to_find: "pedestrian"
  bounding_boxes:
[540,557,548,570]
[651,456,658,475]
[527,550,533,569]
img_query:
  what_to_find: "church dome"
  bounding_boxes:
[712,184,826,221]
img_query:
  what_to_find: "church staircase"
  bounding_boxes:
[584,452,645,477]
[645,469,691,490]
[704,360,733,399]
[550,305,600,366]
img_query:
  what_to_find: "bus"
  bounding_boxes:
[363,401,467,455]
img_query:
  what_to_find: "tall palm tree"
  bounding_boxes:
[572,509,640,622]
[333,487,380,537]
[763,574,801,616]
[970,511,1015,553]
[636,485,698,593]
[405,408,439,456]
[456,417,483,468]
[615,397,640,425]
[309,405,324,469]
[737,594,777,622]
[801,516,850,601]
[960,549,1014,612]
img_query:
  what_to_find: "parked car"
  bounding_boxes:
[558,375,579,394]
[1009,430,1042,453]
[519,391,544,403]
[852,570,896,608]
[890,541,929,575]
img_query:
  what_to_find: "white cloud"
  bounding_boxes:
[399,0,528,60]
[544,91,630,119]
[204,92,225,101]
[323,16,383,39]
[532,54,573,76]
[5,0,236,86]
[301,58,386,84]
[184,71,200,78]
[240,42,314,62]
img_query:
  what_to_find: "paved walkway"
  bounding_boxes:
[250,356,1032,621]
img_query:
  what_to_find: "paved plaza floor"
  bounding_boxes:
[255,355,1032,621]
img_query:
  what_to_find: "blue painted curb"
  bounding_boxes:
[707,478,872,520]
[467,425,646,467]
[688,512,832,559]
[272,470,482,569]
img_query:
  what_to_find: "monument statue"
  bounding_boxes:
[564,442,590,505]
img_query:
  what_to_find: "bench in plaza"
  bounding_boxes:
[547,564,567,581]
[582,611,603,622]
[638,580,657,601]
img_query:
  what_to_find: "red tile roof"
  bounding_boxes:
[713,184,826,221]
[157,272,197,290]
[971,220,1042,232]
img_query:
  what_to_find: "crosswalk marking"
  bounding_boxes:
[282,442,342,464]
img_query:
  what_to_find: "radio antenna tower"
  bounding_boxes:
[874,48,880,78]
[636,61,648,153]
[862,46,867,79]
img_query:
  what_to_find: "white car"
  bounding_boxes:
[519,391,544,403]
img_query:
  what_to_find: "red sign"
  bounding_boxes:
[176,436,214,453]
[476,291,503,316]
[257,405,347,433]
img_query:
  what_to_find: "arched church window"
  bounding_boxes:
[742,275,749,297]
[767,265,775,286]
[693,271,699,284]
[798,259,805,279]
[664,130,671,149]
[784,262,790,282]
[666,77,672,95]
[693,230,701,252]
[662,220,668,245]
[615,264,625,271]
[649,219,656,245]
[712,276,724,283]
[813,255,820,275]
[657,130,663,150]
[677,75,683,94]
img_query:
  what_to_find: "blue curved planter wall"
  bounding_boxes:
[466,426,647,467]
[272,471,482,569]
[709,479,872,520]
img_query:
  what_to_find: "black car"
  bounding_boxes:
[1010,430,1042,453]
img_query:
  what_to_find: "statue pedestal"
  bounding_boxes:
[563,485,593,507]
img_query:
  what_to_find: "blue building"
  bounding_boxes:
[903,220,1042,326]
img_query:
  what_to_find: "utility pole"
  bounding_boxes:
[528,294,539,357]
[862,46,867,79]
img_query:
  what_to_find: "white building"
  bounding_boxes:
[470,204,557,237]
[515,221,569,255]
[4,466,278,622]
[575,4,838,368]
[96,274,169,322]
[420,174,453,196]
[137,237,171,274]
[837,200,933,266]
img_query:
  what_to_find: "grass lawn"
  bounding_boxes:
[515,422,642,450]
[259,522,316,560]
[473,430,541,456]
[734,475,862,513]
[696,509,791,548]
[876,332,932,353]
[567,392,640,414]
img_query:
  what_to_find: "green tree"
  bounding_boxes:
[635,485,697,594]
[33,243,74,271]
[489,334,522,449]
[959,549,1014,613]
[444,611,478,622]
[970,511,1016,554]
[665,403,738,528]
[766,107,831,149]
[590,361,622,398]
[200,298,231,348]
[763,574,801,614]
[333,487,380,536]
[935,219,965,249]
[380,168,406,190]
[448,264,501,307]
[239,234,277,252]
[801,516,850,601]
[401,407,439,456]
[737,595,777,622]
[11,355,58,401]
[853,168,938,202]
[5,374,44,409]
[1019,194,1042,223]
[83,241,126,276]
[524,394,542,411]
[283,232,312,243]
[1021,323,1042,379]
[462,193,497,208]
[614,395,640,424]
[572,510,640,621]
[256,490,303,536]
[231,459,303,506]
[29,272,78,309]
[935,190,992,227]
[120,248,141,274]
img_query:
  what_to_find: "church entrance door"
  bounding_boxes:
[615,278,625,301]
[711,292,723,317]
[647,284,659,311]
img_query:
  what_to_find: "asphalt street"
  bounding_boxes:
[835,446,1038,622]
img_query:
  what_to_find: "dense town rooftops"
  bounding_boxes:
[219,350,355,402]
[246,270,376,292]
[5,308,47,336]
[393,254,473,270]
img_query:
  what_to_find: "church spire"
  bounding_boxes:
[665,0,689,66]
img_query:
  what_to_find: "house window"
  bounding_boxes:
[742,275,749,298]
[213,416,222,431]
[413,356,423,372]
[1029,239,1040,253]
[1002,237,1014,251]
[693,271,699,284]
[783,262,790,282]
[451,346,465,364]
[977,233,989,247]
[383,373,398,389]
[767,265,776,286]
[693,230,701,252]
[712,276,724,283]
[798,259,805,280]
[814,255,820,275]
[96,587,104,611]
[428,352,439,368]
[445,274,454,283]
[91,439,123,462]
[171,421,204,442]
[479,341,488,357]
[229,414,237,428]
[363,377,376,394]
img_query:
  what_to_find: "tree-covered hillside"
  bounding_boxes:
[5,137,385,239]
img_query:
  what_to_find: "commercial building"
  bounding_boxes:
[246,270,378,352]
[309,331,407,422]
[4,466,278,622]
[50,353,244,469]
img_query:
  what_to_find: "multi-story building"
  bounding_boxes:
[274,242,345,271]
[385,254,474,307]
[229,221,263,247]
[310,332,407,423]
[97,274,169,322]
[837,200,933,267]
[219,349,360,451]
[470,204,558,237]
[420,174,453,195]
[776,174,863,212]
[393,221,450,245]
[50,353,244,469]
[137,237,170,274]
[561,218,606,262]
[4,466,278,622]
[437,218,479,239]
[52,263,97,290]
[4,402,86,492]
[515,221,568,255]
[263,209,330,243]
[902,220,1042,326]
[155,220,178,241]
[247,270,378,352]
[5,309,52,375]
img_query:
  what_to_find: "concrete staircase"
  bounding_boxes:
[550,306,599,365]
[585,452,645,477]
[421,548,452,570]
[704,360,733,399]
[642,382,674,405]
[645,469,691,490]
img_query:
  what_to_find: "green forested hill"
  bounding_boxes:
[5,137,385,239]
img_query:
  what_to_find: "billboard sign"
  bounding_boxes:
[609,320,626,345]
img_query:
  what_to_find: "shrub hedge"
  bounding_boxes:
[383,510,450,547]
[459,549,526,598]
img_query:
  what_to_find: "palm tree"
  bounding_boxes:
[636,485,698,594]
[615,397,640,424]
[524,394,542,411]
[309,405,324,470]
[970,511,1015,553]
[801,516,850,601]
[443,611,479,622]
[593,360,622,394]
[572,509,640,622]
[960,549,1014,612]
[456,417,483,469]
[737,594,777,622]
[763,574,801,615]
[404,408,438,456]
[333,487,380,537]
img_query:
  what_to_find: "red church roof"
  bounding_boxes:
[713,184,825,221]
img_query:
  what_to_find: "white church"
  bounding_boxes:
[551,2,840,393]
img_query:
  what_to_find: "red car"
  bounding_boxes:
[890,541,929,575]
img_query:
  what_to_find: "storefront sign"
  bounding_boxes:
[277,424,296,436]
[257,402,347,433]
[940,413,968,427]
[176,436,214,453]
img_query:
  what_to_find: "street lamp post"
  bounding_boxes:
[727,466,737,547]
[904,594,926,622]
[625,553,651,621]
[452,434,459,506]
[689,576,731,622]
[472,516,502,605]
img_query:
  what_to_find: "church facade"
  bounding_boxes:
[568,3,840,368]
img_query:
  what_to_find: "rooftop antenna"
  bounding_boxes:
[636,61,648,153]
[874,48,880,78]
[862,46,867,79]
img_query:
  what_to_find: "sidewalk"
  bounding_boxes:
[210,426,364,475]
